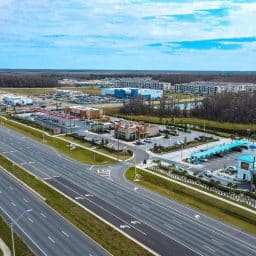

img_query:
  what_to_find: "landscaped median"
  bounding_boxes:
[0,116,117,165]
[0,217,34,256]
[126,167,256,234]
[0,155,152,256]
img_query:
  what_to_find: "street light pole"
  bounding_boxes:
[11,209,32,256]
[11,223,15,256]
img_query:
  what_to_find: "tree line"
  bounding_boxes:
[0,73,58,88]
[1,71,256,88]
[120,92,256,124]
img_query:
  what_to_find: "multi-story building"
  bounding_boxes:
[101,88,163,99]
[65,106,103,119]
[115,120,159,141]
[175,82,256,96]
[109,77,172,91]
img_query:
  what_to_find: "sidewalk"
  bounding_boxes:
[0,238,11,256]
[137,166,256,215]
[0,117,134,163]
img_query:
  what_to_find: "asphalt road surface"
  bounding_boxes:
[0,167,109,256]
[0,126,256,256]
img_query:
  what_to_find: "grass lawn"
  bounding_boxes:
[164,93,203,100]
[65,86,101,95]
[126,167,256,234]
[0,218,34,256]
[0,87,55,95]
[109,113,256,135]
[0,156,151,256]
[66,135,132,161]
[0,117,116,165]
[0,86,101,96]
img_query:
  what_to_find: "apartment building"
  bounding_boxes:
[109,77,172,91]
[175,82,256,96]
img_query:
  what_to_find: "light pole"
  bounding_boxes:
[11,209,32,256]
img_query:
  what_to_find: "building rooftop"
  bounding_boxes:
[68,105,99,111]
[237,155,256,163]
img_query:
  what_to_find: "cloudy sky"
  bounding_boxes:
[0,0,256,70]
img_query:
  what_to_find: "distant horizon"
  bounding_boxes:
[1,69,256,73]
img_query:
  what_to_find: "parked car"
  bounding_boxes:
[227,166,237,171]
[205,170,212,177]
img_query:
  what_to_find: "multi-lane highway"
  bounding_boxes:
[0,167,109,256]
[1,126,256,256]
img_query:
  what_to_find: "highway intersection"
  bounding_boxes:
[1,126,256,256]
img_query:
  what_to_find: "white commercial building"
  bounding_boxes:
[3,95,33,106]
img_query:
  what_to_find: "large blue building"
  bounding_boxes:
[101,88,163,100]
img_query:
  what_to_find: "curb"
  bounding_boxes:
[0,117,127,163]
[137,166,256,215]
[0,156,46,202]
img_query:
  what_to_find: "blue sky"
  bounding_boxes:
[0,0,256,70]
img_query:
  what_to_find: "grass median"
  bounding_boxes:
[0,117,116,165]
[0,156,152,256]
[126,167,256,234]
[0,217,34,256]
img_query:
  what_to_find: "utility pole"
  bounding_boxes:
[134,146,138,181]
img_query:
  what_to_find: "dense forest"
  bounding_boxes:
[0,73,58,88]
[120,92,256,124]
[1,71,256,88]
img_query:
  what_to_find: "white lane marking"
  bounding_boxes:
[29,161,35,164]
[28,217,34,223]
[173,219,182,225]
[40,213,46,218]
[134,187,138,191]
[75,196,84,200]
[85,194,93,197]
[11,202,16,207]
[164,223,175,231]
[23,198,28,203]
[120,224,131,229]
[203,244,216,253]
[89,165,94,170]
[61,230,70,238]
[48,236,55,244]
[131,220,141,225]
[9,186,13,190]
[195,214,200,219]
[20,162,26,165]
[211,238,225,246]
[0,206,48,256]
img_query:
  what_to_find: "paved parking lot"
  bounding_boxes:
[199,148,253,171]
[128,130,218,150]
